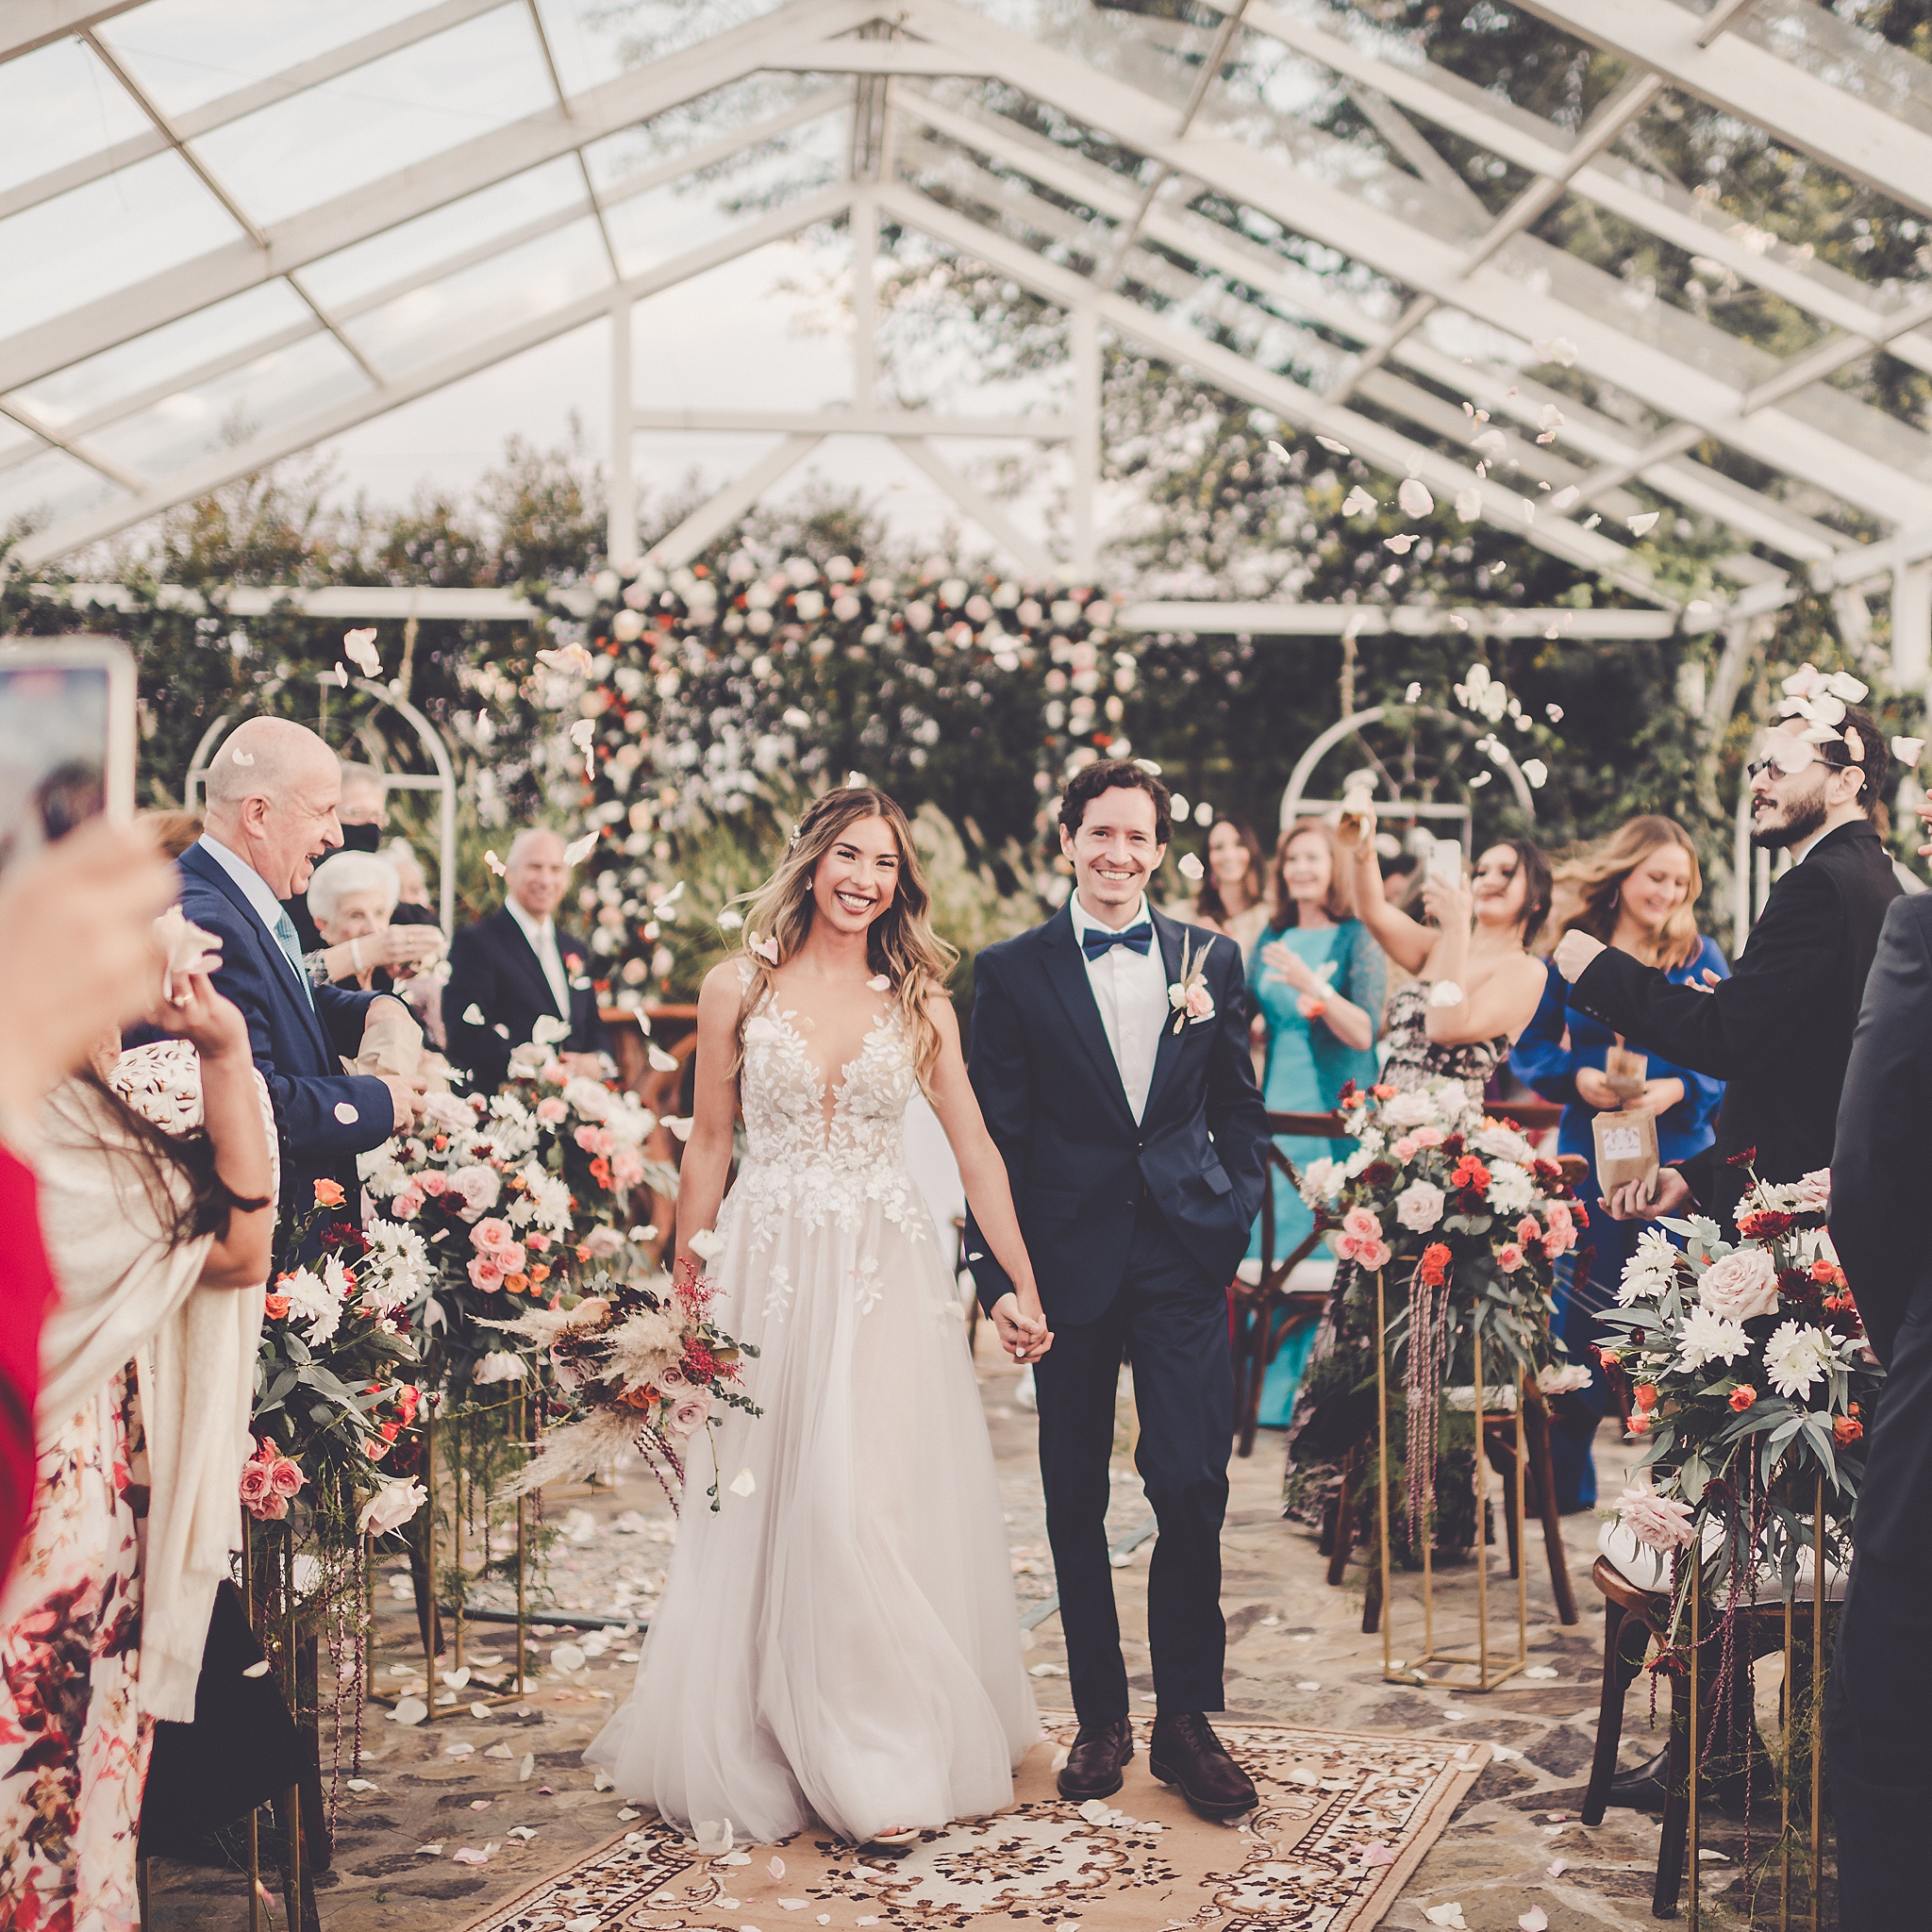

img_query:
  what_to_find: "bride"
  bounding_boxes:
[587,785,1053,1847]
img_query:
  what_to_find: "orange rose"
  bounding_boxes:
[312,1178,345,1208]
[505,1273,529,1294]
[1728,1386,1756,1412]
[575,1244,591,1263]
[530,1264,551,1285]
[1634,1384,1658,1413]
[263,1293,291,1320]
[1834,1414,1864,1444]
[1628,1413,1652,1435]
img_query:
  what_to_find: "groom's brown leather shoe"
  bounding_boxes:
[1149,1712,1258,1818]
[1058,1718,1134,1801]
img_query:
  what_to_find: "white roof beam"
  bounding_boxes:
[0,0,883,394]
[876,178,1671,604]
[8,183,854,565]
[645,435,825,568]
[633,408,1071,437]
[0,402,142,491]
[1511,0,1932,222]
[897,0,1932,526]
[891,435,1056,575]
[1115,602,1679,639]
[0,0,142,64]
[904,97,1844,569]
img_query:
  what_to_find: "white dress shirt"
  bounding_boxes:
[196,833,291,947]
[1068,890,1168,1123]
[507,896,571,1018]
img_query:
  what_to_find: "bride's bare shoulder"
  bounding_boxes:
[700,958,750,1007]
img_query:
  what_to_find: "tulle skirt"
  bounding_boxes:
[585,1160,1039,1844]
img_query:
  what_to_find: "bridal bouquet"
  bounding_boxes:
[1595,1160,1877,1608]
[495,1257,761,1513]
[357,1049,675,1392]
[1297,1076,1582,1545]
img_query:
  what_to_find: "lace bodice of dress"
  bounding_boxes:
[1379,978,1507,1102]
[728,970,929,1246]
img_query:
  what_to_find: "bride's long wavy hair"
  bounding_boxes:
[732,787,958,1093]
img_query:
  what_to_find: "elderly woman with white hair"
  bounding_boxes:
[303,851,443,995]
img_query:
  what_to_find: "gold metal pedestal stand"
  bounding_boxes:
[1374,1269,1529,1692]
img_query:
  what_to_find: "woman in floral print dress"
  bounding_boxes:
[0,964,273,1930]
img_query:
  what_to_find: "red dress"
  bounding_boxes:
[0,1147,56,1589]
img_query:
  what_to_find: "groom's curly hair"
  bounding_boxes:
[1058,758,1172,844]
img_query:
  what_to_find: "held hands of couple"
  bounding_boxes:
[991,1291,1054,1364]
[1599,1166,1694,1223]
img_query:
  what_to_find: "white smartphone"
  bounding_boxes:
[1425,835,1463,886]
[0,636,138,879]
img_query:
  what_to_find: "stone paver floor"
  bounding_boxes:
[145,1330,1822,1930]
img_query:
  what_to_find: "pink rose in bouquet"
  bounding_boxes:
[1391,1136,1419,1162]
[446,1164,501,1220]
[575,1124,617,1158]
[1411,1125,1444,1149]
[1616,1485,1697,1553]
[420,1172,449,1196]
[1496,1241,1525,1274]
[1697,1246,1781,1323]
[239,1440,304,1521]
[536,1096,569,1124]
[471,1217,517,1257]
[611,1145,646,1190]
[468,1255,505,1291]
[498,1242,526,1275]
[666,1394,713,1438]
[238,1460,275,1515]
[393,1184,425,1221]
[1394,1180,1444,1233]
[1792,1169,1831,1213]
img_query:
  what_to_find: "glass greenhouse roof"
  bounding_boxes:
[6,0,1932,623]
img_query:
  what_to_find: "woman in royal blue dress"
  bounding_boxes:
[1244,821,1385,1425]
[1515,816,1728,1510]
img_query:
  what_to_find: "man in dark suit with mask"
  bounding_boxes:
[443,828,609,1091]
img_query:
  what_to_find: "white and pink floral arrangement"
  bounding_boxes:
[1596,1159,1877,1624]
[356,1045,674,1393]
[1297,1074,1581,1544]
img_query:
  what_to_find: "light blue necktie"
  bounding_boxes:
[273,909,315,1011]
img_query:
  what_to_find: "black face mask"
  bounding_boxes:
[338,821,383,853]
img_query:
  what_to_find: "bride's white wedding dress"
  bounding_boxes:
[586,970,1038,1844]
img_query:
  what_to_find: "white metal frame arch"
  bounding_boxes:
[184,675,459,933]
[1280,702,1536,838]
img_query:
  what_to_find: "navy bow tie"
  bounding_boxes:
[1082,921,1153,960]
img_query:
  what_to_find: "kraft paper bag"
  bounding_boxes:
[342,997,424,1080]
[1593,1108,1659,1194]
[1604,1042,1649,1102]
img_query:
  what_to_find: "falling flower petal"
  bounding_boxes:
[1341,485,1378,517]
[770,1857,787,1879]
[1533,337,1577,365]
[1538,404,1565,432]
[1455,488,1482,521]
[1424,1907,1468,1930]
[1384,535,1417,554]
[1398,477,1434,517]
[564,829,599,866]
[1522,759,1548,788]
[1547,486,1579,512]
[1548,1858,1568,1876]
[729,1467,757,1497]
[1267,441,1291,460]
[1892,737,1924,764]
[334,662,349,688]
[1177,852,1205,881]
[343,627,381,677]
[1628,511,1659,535]
[1545,703,1564,722]
[1317,435,1352,455]
[648,1043,679,1073]
[1520,1910,1549,1931]
[538,643,596,675]
[1470,428,1507,457]
[485,850,508,877]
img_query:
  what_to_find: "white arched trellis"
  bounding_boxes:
[185,675,458,933]
[1281,704,1536,851]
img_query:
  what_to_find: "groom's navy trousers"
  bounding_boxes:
[965,902,1267,1725]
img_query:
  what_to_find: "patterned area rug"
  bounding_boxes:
[463,1716,1486,1932]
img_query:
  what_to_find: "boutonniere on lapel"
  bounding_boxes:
[1166,932,1217,1034]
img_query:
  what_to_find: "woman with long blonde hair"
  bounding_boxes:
[589,786,1048,1850]
[1515,814,1730,1511]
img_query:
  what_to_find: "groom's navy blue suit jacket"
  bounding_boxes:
[176,843,397,1224]
[963,903,1269,1325]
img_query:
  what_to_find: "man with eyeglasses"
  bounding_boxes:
[1553,703,1899,1236]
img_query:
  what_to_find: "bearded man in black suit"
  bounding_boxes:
[443,828,609,1091]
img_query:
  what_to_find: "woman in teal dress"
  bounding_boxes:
[1245,820,1385,1425]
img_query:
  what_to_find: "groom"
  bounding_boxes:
[966,759,1269,1817]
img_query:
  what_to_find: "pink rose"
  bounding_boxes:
[1394,1181,1444,1233]
[393,1187,425,1221]
[657,1362,690,1392]
[537,1096,569,1124]
[468,1255,505,1291]
[498,1242,526,1275]
[1411,1126,1444,1149]
[471,1217,516,1256]
[575,1124,617,1158]
[1341,1207,1380,1241]
[268,1457,305,1498]
[525,1231,550,1253]
[1391,1136,1419,1162]
[1616,1486,1696,1553]
[666,1394,712,1438]
[612,1146,646,1190]
[1698,1246,1781,1323]
[1542,1222,1575,1257]
[1545,1201,1574,1233]
[446,1164,501,1221]
[1357,1238,1391,1272]
[1182,982,1214,1022]
[1335,1208,1386,1265]
[238,1461,273,1508]
[419,1172,448,1195]
[1516,1215,1542,1244]
[1793,1169,1831,1213]
[1496,1242,1524,1274]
